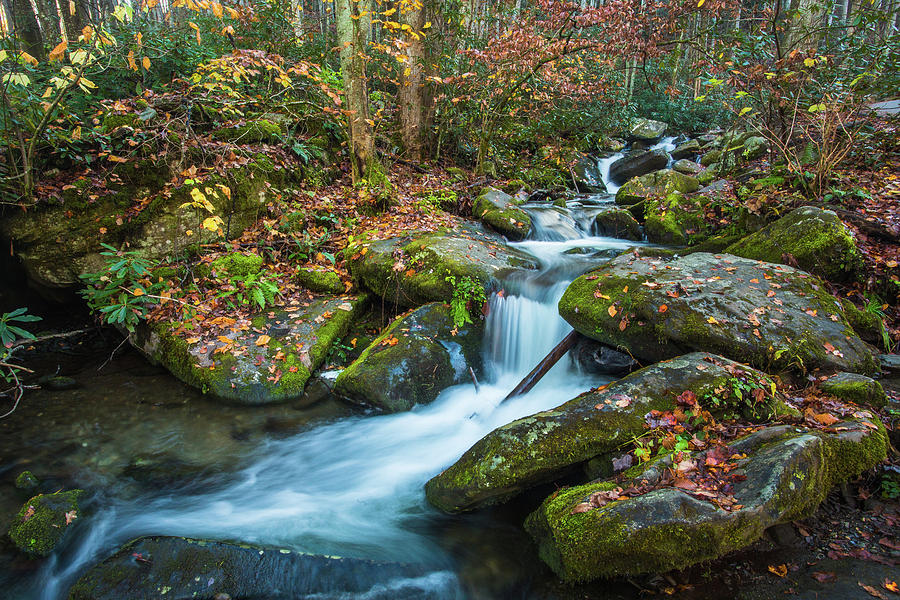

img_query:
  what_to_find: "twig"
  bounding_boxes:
[97,335,130,372]
[10,328,93,349]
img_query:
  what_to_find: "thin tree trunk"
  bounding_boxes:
[9,0,44,59]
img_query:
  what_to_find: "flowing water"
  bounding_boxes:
[2,184,649,599]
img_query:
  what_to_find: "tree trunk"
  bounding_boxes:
[9,0,44,59]
[788,0,825,52]
[335,0,378,184]
[399,0,426,160]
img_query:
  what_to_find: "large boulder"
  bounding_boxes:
[572,156,608,193]
[424,353,779,513]
[629,118,668,142]
[558,252,877,374]
[670,139,701,160]
[593,209,642,241]
[472,187,532,241]
[643,191,708,246]
[130,295,368,405]
[334,303,484,412]
[615,169,700,208]
[9,490,83,556]
[525,418,887,582]
[608,149,669,184]
[724,206,864,282]
[68,536,440,600]
[347,226,537,309]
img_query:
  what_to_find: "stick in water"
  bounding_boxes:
[502,329,580,403]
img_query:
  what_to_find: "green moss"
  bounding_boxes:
[211,119,283,144]
[102,113,139,133]
[841,299,887,346]
[210,252,264,278]
[821,373,887,408]
[481,207,532,241]
[9,490,83,556]
[296,267,344,294]
[15,471,39,490]
[503,179,527,194]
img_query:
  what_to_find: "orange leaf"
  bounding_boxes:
[255,335,271,347]
[658,304,667,313]
[607,305,617,318]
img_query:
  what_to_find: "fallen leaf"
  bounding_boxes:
[255,335,271,347]
[707,316,719,324]
[658,304,668,313]
[811,571,836,583]
[768,564,788,577]
[608,305,618,318]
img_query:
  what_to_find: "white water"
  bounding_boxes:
[597,135,678,195]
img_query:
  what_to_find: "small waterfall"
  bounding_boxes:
[596,135,678,194]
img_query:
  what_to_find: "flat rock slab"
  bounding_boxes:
[525,418,887,582]
[558,252,877,374]
[131,295,367,405]
[425,353,777,513]
[348,225,537,308]
[68,536,442,600]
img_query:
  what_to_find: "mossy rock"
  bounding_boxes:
[211,119,283,144]
[629,118,668,142]
[101,112,139,133]
[608,149,669,185]
[558,252,877,375]
[15,471,39,490]
[672,159,702,175]
[296,267,344,294]
[347,225,538,309]
[130,295,368,405]
[725,206,864,282]
[700,150,722,167]
[821,372,887,408]
[9,490,83,557]
[334,303,484,412]
[643,191,708,246]
[424,353,779,513]
[841,299,888,347]
[615,169,700,208]
[67,536,431,600]
[473,187,532,240]
[742,136,769,160]
[210,252,264,278]
[670,139,701,160]
[525,417,887,582]
[593,209,642,241]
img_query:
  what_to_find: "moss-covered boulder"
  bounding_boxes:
[841,299,889,347]
[67,536,434,600]
[615,169,700,207]
[211,118,283,144]
[608,149,669,185]
[629,118,668,142]
[742,136,769,160]
[821,372,887,408]
[525,418,887,582]
[644,191,708,246]
[334,303,483,412]
[725,206,863,282]
[9,490,83,556]
[210,252,264,278]
[593,209,642,241]
[347,225,537,309]
[130,295,368,405]
[558,252,877,374]
[472,187,532,240]
[670,139,701,160]
[672,159,702,175]
[296,266,345,294]
[424,353,779,513]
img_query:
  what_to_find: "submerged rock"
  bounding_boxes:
[472,187,532,240]
[9,490,83,556]
[558,252,877,374]
[334,303,483,412]
[67,536,441,600]
[525,418,887,582]
[347,225,537,308]
[425,353,779,513]
[131,295,368,405]
[14,470,39,490]
[629,118,668,142]
[725,206,863,282]
[608,149,669,184]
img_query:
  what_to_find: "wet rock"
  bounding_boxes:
[9,489,83,557]
[643,191,708,246]
[725,206,864,282]
[558,252,877,374]
[424,353,779,513]
[615,169,700,208]
[572,156,607,193]
[840,299,888,347]
[880,353,900,374]
[670,139,701,160]
[347,225,537,309]
[40,376,79,391]
[821,372,887,408]
[15,470,39,490]
[569,338,636,376]
[472,187,532,240]
[592,209,642,241]
[629,118,668,142]
[123,454,213,490]
[608,149,669,184]
[672,159,702,175]
[525,418,887,582]
[67,536,441,600]
[334,303,483,412]
[130,295,368,405]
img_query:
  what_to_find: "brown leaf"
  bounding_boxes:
[811,571,837,583]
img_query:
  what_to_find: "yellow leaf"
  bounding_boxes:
[132,288,145,296]
[49,40,68,62]
[697,0,705,6]
[127,50,138,71]
[255,335,271,347]
[142,55,151,70]
[81,25,93,41]
[707,316,719,324]
[107,155,128,163]
[217,335,233,345]
[19,51,38,66]
[69,0,75,15]
[72,125,81,140]
[202,216,222,231]
[424,21,431,28]
[804,57,815,67]
[190,187,207,204]
[211,1,223,18]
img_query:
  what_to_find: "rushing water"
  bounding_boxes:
[5,179,649,599]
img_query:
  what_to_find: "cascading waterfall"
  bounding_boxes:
[597,135,678,195]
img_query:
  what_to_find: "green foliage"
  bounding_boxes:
[445,275,486,328]
[0,308,41,348]
[79,243,162,333]
[216,270,280,311]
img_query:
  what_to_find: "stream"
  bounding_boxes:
[2,173,650,598]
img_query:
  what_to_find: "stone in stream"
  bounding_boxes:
[9,489,83,556]
[608,149,669,184]
[347,224,538,309]
[615,169,700,208]
[568,337,636,376]
[672,158,703,175]
[525,417,887,582]
[643,191,709,246]
[592,209,642,241]
[130,295,368,405]
[558,252,878,374]
[425,353,781,513]
[629,118,668,142]
[67,536,443,600]
[724,206,864,282]
[571,155,608,193]
[471,187,532,240]
[670,138,701,160]
[334,302,484,412]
